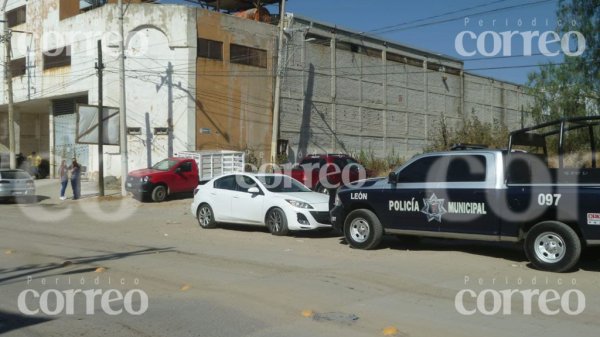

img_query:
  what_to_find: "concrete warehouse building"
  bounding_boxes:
[0,0,533,178]
[277,15,534,160]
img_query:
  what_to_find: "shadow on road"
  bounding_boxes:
[337,235,600,272]
[0,310,53,335]
[0,195,50,205]
[213,223,342,239]
[0,247,175,285]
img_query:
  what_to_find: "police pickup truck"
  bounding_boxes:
[331,117,600,272]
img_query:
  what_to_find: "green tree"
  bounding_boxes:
[527,0,599,121]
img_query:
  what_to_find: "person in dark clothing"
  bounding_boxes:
[59,160,69,200]
[70,158,81,200]
[16,153,25,168]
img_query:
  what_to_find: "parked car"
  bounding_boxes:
[191,173,331,235]
[126,151,244,202]
[0,169,36,203]
[332,116,600,272]
[286,154,369,194]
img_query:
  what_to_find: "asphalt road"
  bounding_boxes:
[1,181,599,337]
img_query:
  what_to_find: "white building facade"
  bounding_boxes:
[0,0,197,177]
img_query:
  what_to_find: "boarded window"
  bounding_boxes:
[10,58,26,77]
[6,6,26,27]
[197,38,223,60]
[43,46,71,70]
[230,44,267,68]
[336,42,380,57]
[386,52,424,68]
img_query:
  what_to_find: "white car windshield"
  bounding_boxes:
[152,159,178,171]
[0,170,31,180]
[257,176,311,193]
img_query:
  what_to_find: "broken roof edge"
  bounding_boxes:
[288,13,464,67]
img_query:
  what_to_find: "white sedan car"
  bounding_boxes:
[190,173,332,235]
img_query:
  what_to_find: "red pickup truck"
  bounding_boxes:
[126,158,199,202]
[287,154,368,194]
[126,151,246,202]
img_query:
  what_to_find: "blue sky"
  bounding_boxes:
[166,0,563,84]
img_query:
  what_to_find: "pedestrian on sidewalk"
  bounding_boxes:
[59,160,69,200]
[70,158,81,200]
[27,151,42,178]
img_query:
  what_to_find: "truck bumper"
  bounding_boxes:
[125,177,157,199]
[330,205,346,231]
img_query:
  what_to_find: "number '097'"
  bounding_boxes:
[538,194,562,206]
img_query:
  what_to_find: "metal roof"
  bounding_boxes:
[198,0,280,11]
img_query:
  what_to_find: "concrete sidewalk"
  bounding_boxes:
[34,179,122,203]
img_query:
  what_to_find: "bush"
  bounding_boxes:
[353,148,405,177]
[426,113,509,152]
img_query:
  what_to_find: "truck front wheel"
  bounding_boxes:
[344,209,383,250]
[151,185,168,202]
[524,221,581,273]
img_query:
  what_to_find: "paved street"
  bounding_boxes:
[0,180,599,337]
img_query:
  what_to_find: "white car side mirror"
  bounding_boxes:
[248,187,260,194]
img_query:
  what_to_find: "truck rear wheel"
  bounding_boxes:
[344,209,383,250]
[151,185,167,202]
[524,221,581,272]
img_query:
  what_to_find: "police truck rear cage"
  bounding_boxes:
[508,116,600,169]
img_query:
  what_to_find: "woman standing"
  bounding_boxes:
[70,158,81,200]
[59,160,69,200]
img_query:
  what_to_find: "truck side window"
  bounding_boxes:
[333,158,344,169]
[214,175,236,191]
[179,162,193,173]
[398,155,487,183]
[445,156,487,182]
[397,156,441,182]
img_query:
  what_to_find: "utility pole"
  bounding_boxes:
[167,62,173,158]
[2,0,16,169]
[118,0,128,196]
[96,40,105,197]
[270,0,286,163]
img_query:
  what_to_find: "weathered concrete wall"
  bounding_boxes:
[0,1,197,176]
[195,9,277,163]
[463,73,534,129]
[279,16,535,162]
